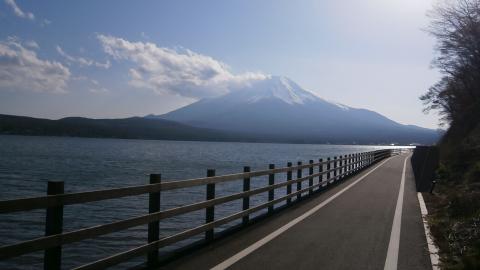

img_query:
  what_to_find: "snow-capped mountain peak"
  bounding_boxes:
[154,75,439,144]
[332,101,351,111]
[241,76,319,105]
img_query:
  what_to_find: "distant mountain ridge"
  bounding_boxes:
[155,76,440,144]
[0,114,240,141]
[0,77,440,144]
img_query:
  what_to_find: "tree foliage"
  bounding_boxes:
[421,1,480,269]
[422,0,480,128]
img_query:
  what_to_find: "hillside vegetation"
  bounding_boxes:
[420,1,480,268]
[0,114,239,142]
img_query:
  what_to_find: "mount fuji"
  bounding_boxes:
[151,76,439,144]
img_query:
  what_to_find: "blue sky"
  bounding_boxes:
[0,0,440,128]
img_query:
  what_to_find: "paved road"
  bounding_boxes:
[160,154,432,270]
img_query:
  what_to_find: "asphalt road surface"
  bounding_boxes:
[160,153,432,270]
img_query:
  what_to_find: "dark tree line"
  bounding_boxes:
[421,1,480,268]
[422,0,480,176]
[422,0,480,131]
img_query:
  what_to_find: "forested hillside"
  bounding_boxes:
[420,1,480,268]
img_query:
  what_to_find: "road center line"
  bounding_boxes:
[383,154,409,270]
[211,156,394,270]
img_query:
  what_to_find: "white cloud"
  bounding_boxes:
[25,40,39,49]
[97,34,267,98]
[71,75,108,94]
[5,0,34,20]
[56,45,111,69]
[88,86,109,94]
[40,19,51,27]
[0,39,70,93]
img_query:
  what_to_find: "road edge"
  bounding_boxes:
[417,192,440,270]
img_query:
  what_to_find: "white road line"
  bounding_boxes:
[417,192,440,270]
[383,154,409,270]
[211,156,395,270]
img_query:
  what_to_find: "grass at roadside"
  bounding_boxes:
[423,182,480,270]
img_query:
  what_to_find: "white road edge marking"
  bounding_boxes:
[383,154,409,270]
[417,192,440,270]
[211,156,395,270]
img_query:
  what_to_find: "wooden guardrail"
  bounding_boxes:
[0,149,398,269]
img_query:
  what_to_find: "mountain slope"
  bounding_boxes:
[158,76,440,144]
[0,114,240,141]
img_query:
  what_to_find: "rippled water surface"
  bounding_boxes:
[0,135,404,269]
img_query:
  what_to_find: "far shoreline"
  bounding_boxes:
[0,133,418,148]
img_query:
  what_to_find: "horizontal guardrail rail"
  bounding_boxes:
[0,148,401,269]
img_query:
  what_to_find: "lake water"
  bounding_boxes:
[0,135,405,269]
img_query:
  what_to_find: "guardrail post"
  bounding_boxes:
[286,162,292,204]
[351,153,355,172]
[355,153,358,172]
[268,164,275,214]
[339,156,343,180]
[352,154,355,174]
[430,180,437,194]
[358,153,361,169]
[242,166,251,225]
[337,156,341,180]
[297,161,302,200]
[351,154,354,172]
[339,156,342,180]
[309,160,314,195]
[348,154,351,176]
[319,158,324,188]
[345,155,348,175]
[44,181,64,270]
[333,156,337,182]
[205,169,215,241]
[148,174,161,267]
[326,158,331,184]
[359,153,362,169]
[360,153,363,169]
